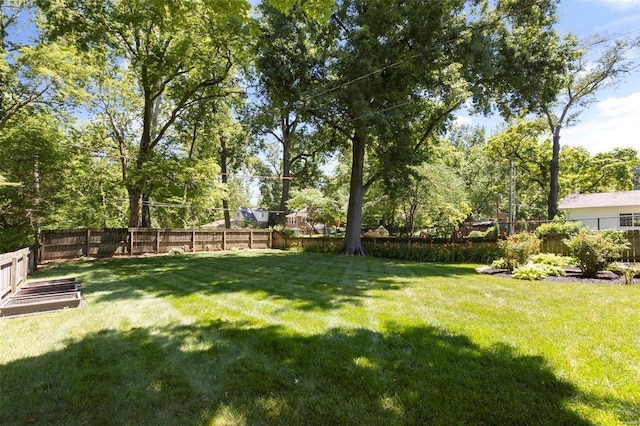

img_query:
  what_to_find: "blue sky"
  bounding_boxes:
[460,0,640,154]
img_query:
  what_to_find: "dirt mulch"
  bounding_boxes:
[478,266,630,285]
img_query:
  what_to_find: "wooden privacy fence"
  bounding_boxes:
[39,228,273,262]
[541,230,640,262]
[0,248,35,298]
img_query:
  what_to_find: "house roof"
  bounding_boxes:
[559,191,640,209]
[286,208,308,218]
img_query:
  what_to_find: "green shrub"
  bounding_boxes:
[490,257,508,269]
[501,232,541,271]
[564,230,629,278]
[513,262,548,280]
[537,263,566,277]
[535,219,585,239]
[467,230,489,240]
[273,224,295,238]
[363,240,502,264]
[609,262,640,285]
[529,253,573,267]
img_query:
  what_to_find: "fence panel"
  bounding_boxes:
[39,228,275,262]
[0,248,34,297]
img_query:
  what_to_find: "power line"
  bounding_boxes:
[69,145,293,180]
[298,0,550,105]
[141,200,286,213]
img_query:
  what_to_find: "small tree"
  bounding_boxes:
[564,230,628,278]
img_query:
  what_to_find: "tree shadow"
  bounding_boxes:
[0,321,618,425]
[32,252,478,311]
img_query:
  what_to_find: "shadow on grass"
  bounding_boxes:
[33,251,478,311]
[0,321,613,425]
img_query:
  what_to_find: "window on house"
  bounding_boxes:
[619,213,640,227]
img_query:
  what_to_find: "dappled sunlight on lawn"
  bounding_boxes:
[0,320,600,425]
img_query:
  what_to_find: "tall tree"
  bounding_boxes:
[317,0,569,255]
[533,35,640,219]
[0,112,72,251]
[249,2,332,224]
[561,147,637,195]
[172,99,251,228]
[36,0,251,227]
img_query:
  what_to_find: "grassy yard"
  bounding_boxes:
[1,250,638,425]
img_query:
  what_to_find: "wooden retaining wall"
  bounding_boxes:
[39,228,273,262]
[0,248,35,298]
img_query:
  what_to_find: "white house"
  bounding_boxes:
[558,190,640,230]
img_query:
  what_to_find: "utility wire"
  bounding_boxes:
[298,0,550,105]
[141,200,286,214]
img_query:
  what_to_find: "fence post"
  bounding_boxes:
[39,235,45,262]
[249,230,253,249]
[223,230,227,251]
[155,229,160,253]
[22,251,29,281]
[11,257,17,294]
[129,229,134,255]
[85,228,91,257]
[268,230,272,249]
[192,230,196,252]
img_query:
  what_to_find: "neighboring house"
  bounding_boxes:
[558,190,640,230]
[286,208,321,235]
[201,207,270,229]
[233,207,269,227]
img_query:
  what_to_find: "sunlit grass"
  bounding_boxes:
[1,250,638,425]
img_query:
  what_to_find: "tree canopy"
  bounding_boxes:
[1,0,638,254]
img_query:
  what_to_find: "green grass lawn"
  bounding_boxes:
[1,250,638,425]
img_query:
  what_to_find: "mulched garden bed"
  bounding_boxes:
[478,266,629,284]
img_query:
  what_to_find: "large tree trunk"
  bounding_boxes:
[219,136,231,228]
[128,185,143,228]
[141,192,151,227]
[278,136,291,225]
[548,125,561,220]
[342,132,366,256]
[128,89,155,228]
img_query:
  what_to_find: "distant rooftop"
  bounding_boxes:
[559,191,640,209]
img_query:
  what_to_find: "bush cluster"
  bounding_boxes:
[363,241,501,263]
[564,230,628,278]
[500,232,541,271]
[535,220,585,239]
[513,261,566,281]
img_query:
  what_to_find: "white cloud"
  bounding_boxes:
[562,91,640,153]
[454,115,472,126]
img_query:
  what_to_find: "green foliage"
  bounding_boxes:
[609,262,640,285]
[272,223,295,238]
[490,257,509,270]
[500,232,541,271]
[467,230,490,240]
[363,240,502,264]
[535,219,585,239]
[529,253,573,267]
[561,147,637,194]
[288,188,345,228]
[564,230,628,278]
[513,262,549,281]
